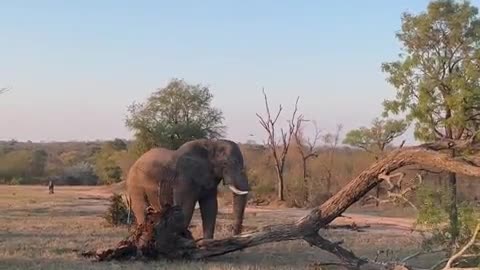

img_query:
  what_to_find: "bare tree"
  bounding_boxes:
[294,117,321,203]
[256,89,300,201]
[0,88,8,95]
[320,124,343,193]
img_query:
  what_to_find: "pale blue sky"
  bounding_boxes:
[1,1,472,144]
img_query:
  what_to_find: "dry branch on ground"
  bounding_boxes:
[82,138,480,269]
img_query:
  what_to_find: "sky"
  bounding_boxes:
[2,0,475,145]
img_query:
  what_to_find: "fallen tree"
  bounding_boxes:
[82,138,480,269]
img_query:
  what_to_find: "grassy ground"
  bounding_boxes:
[0,185,439,269]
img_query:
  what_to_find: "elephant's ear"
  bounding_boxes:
[174,147,216,190]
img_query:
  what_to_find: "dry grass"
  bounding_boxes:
[0,185,438,269]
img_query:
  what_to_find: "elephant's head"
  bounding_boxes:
[174,139,250,235]
[210,140,250,235]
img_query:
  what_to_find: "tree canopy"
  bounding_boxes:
[382,0,480,142]
[125,78,225,153]
[343,117,408,156]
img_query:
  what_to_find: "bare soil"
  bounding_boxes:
[0,185,437,269]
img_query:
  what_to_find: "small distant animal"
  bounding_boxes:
[48,180,54,194]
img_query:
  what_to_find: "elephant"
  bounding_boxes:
[125,138,250,239]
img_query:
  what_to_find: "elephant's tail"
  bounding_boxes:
[124,194,133,225]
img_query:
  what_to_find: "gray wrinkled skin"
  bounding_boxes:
[126,139,250,239]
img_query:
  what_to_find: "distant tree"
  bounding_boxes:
[108,138,127,151]
[62,162,98,185]
[257,89,300,201]
[59,150,82,166]
[294,117,321,203]
[30,149,48,176]
[126,78,225,153]
[343,117,408,205]
[104,165,123,183]
[95,142,125,184]
[382,0,480,247]
[320,124,343,193]
[0,150,31,181]
[343,118,408,157]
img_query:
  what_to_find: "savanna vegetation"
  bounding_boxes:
[2,0,480,269]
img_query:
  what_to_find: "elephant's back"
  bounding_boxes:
[126,147,175,192]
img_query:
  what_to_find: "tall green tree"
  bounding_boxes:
[126,78,225,154]
[382,0,480,247]
[344,117,408,205]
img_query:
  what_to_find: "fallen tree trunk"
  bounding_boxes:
[82,140,480,269]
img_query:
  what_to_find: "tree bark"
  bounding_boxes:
[275,167,284,201]
[446,147,459,251]
[303,158,309,203]
[447,171,459,249]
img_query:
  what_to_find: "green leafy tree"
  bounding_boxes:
[95,142,125,184]
[30,149,48,176]
[0,150,31,182]
[343,117,408,205]
[343,118,408,156]
[59,150,82,166]
[126,78,225,153]
[382,0,480,246]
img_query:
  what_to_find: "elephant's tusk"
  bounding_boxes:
[228,185,249,195]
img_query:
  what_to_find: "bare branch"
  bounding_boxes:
[442,223,480,269]
[362,172,421,210]
[256,90,302,200]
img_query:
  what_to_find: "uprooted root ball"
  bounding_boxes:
[83,205,196,261]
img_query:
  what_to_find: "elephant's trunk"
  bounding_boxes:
[224,172,249,235]
[232,193,247,235]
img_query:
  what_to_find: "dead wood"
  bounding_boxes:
[442,223,480,270]
[362,172,422,210]
[82,139,480,269]
[82,205,196,261]
[325,223,371,232]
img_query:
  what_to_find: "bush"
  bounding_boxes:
[103,193,133,226]
[415,185,480,252]
[60,162,98,185]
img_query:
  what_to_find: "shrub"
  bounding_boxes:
[61,162,98,185]
[103,193,133,226]
[415,185,480,253]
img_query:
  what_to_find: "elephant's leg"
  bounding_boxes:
[181,198,197,231]
[145,189,162,212]
[174,190,197,231]
[146,180,174,212]
[130,190,147,225]
[199,191,218,239]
